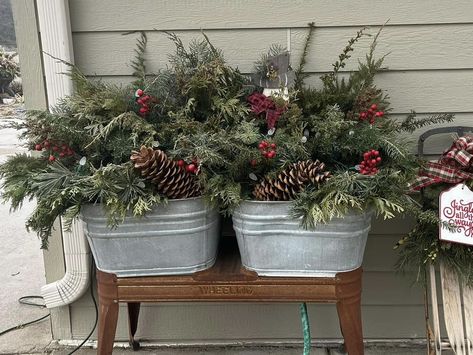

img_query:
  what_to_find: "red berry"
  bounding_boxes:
[139,107,148,114]
[35,144,42,151]
[136,89,144,97]
[370,104,378,111]
[142,95,150,102]
[186,164,196,173]
[59,152,65,158]
[48,155,55,162]
[376,157,382,162]
[270,143,276,149]
[137,98,144,105]
[52,146,60,152]
[267,150,276,159]
[258,143,265,150]
[250,159,257,167]
[43,140,50,148]
[375,111,383,117]
[177,160,185,167]
[360,112,367,119]
[261,141,268,148]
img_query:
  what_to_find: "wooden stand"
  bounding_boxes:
[96,240,364,355]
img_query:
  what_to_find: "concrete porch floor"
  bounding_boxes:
[0,108,435,354]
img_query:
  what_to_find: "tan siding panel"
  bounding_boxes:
[69,0,473,32]
[73,25,473,76]
[291,24,473,72]
[70,302,427,340]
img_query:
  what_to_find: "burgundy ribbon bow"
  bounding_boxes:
[410,136,473,191]
[247,92,285,130]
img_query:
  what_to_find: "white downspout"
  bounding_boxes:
[36,0,91,308]
[41,219,90,308]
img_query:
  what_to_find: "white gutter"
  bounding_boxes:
[36,0,91,308]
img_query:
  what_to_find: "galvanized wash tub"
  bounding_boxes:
[81,197,220,277]
[232,201,373,277]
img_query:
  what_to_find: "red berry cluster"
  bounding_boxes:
[35,140,75,162]
[358,104,384,124]
[258,140,276,159]
[359,150,382,175]
[135,89,152,116]
[177,159,198,174]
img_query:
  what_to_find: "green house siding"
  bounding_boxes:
[14,0,471,343]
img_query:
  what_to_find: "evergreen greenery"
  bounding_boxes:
[0,25,454,249]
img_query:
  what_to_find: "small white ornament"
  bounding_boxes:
[303,129,310,137]
[440,183,473,245]
[301,136,308,143]
[79,156,87,166]
[267,127,276,136]
[249,173,258,181]
[349,130,355,136]
[137,181,146,188]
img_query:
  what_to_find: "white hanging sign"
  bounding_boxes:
[439,183,473,245]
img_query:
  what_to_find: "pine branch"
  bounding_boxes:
[321,27,368,90]
[131,31,148,86]
[397,112,455,133]
[294,22,316,92]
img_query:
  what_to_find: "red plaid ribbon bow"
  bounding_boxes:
[247,92,285,129]
[410,136,473,191]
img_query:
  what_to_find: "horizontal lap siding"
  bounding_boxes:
[66,0,471,341]
[74,24,473,75]
[69,0,473,30]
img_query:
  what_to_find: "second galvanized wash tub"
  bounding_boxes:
[81,197,220,277]
[232,201,373,277]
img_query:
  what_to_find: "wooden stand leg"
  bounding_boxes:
[337,297,364,355]
[127,302,141,350]
[97,298,119,355]
[96,271,119,355]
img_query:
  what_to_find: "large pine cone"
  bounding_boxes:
[253,160,330,201]
[130,146,201,199]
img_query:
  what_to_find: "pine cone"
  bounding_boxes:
[253,160,330,201]
[130,146,201,199]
